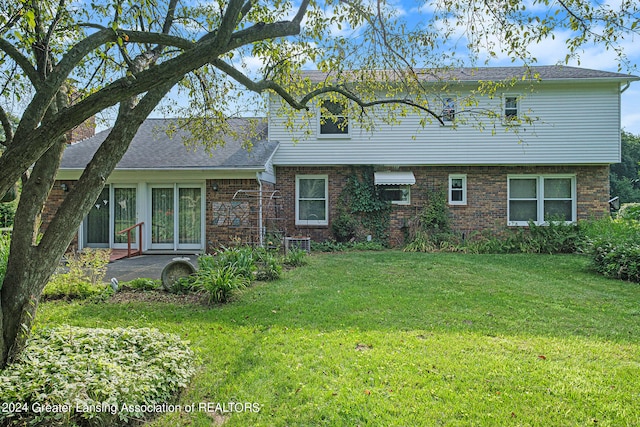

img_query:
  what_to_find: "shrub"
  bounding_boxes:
[122,278,161,291]
[254,250,283,281]
[617,203,640,221]
[43,249,111,300]
[284,248,309,267]
[582,217,640,282]
[216,246,256,279]
[331,208,359,242]
[195,264,249,303]
[0,326,195,427]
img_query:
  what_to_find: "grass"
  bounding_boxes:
[36,252,640,426]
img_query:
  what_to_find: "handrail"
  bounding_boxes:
[117,222,144,258]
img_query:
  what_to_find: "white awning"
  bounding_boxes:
[374,171,416,185]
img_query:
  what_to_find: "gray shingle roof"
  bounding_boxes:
[302,65,639,83]
[61,118,277,170]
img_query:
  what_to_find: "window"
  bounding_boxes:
[508,175,576,226]
[442,97,456,123]
[503,94,519,123]
[296,175,328,225]
[449,174,467,205]
[319,100,348,136]
[380,185,410,205]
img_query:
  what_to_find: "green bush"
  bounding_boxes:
[216,246,256,279]
[311,240,385,252]
[254,250,283,281]
[122,278,161,291]
[0,326,195,427]
[195,264,249,303]
[283,248,309,267]
[43,249,111,300]
[617,203,640,221]
[582,217,640,282]
[0,199,17,228]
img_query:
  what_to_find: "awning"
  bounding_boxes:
[374,171,416,185]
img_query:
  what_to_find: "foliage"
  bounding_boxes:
[0,232,8,286]
[196,264,249,304]
[311,240,386,252]
[581,217,640,282]
[122,278,162,291]
[0,326,195,427]
[0,198,16,228]
[334,167,391,245]
[610,131,640,204]
[617,203,640,221]
[43,249,111,300]
[36,252,640,427]
[283,248,309,267]
[404,188,455,251]
[330,207,359,243]
[254,249,283,281]
[216,246,257,279]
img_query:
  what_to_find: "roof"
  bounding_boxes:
[61,118,277,170]
[302,65,639,84]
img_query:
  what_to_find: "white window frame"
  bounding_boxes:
[441,96,456,125]
[449,174,467,205]
[380,185,411,205]
[507,175,577,226]
[295,175,329,226]
[503,94,520,124]
[318,100,350,138]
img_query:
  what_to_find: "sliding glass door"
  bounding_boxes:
[150,185,202,250]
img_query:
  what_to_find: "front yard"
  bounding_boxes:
[37,252,640,426]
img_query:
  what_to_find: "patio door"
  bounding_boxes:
[113,186,138,249]
[84,185,138,249]
[149,185,202,250]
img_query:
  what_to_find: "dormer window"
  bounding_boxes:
[319,100,349,137]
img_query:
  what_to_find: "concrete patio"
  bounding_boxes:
[105,254,199,282]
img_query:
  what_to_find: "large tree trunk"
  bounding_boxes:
[0,84,173,368]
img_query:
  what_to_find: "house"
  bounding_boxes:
[49,65,639,252]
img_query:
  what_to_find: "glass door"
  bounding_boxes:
[84,187,110,248]
[113,187,138,248]
[178,187,202,250]
[151,187,175,250]
[149,185,203,250]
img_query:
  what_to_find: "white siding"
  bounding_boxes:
[270,82,622,166]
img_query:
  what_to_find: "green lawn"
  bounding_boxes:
[37,252,640,426]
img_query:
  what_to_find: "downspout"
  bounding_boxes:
[621,81,630,93]
[257,173,264,247]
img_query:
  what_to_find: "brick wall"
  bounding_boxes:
[205,178,278,251]
[276,165,611,247]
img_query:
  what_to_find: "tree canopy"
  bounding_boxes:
[0,0,638,367]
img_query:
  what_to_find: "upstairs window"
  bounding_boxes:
[442,97,456,123]
[503,94,519,123]
[319,100,349,136]
[449,174,467,205]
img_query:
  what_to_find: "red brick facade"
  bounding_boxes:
[275,165,611,247]
[47,165,610,251]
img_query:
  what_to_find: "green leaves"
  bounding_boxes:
[0,326,195,426]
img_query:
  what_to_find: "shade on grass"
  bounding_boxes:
[37,252,640,426]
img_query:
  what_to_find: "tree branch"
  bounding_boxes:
[0,39,40,88]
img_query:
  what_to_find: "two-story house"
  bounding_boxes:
[50,65,638,253]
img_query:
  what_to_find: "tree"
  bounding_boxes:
[0,0,638,368]
[611,131,640,203]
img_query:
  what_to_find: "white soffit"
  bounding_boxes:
[374,171,416,185]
